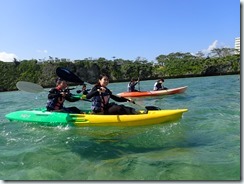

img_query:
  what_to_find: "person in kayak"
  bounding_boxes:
[153,78,168,91]
[46,78,82,113]
[86,74,137,115]
[76,84,90,95]
[127,78,139,92]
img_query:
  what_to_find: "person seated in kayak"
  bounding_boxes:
[76,84,90,95]
[127,78,139,92]
[86,74,137,115]
[153,78,168,91]
[46,78,82,113]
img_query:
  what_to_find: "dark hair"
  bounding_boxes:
[99,73,109,80]
[94,74,109,86]
[55,77,65,85]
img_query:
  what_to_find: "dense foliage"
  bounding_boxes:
[0,48,240,91]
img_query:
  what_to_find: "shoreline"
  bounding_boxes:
[1,72,239,93]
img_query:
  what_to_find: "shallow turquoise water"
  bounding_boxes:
[0,75,240,180]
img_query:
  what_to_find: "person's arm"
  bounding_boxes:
[163,86,168,90]
[48,88,61,99]
[86,86,100,99]
[65,93,81,102]
[153,82,157,91]
[110,88,134,103]
[110,94,131,102]
[132,82,138,87]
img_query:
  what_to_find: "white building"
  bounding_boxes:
[235,37,240,54]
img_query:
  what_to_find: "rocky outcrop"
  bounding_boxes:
[202,64,233,76]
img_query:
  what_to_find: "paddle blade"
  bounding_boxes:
[16,81,44,93]
[56,67,84,84]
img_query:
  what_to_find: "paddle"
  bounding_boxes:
[137,77,140,91]
[55,67,160,111]
[16,81,75,93]
[16,81,89,101]
[16,81,46,93]
[56,67,84,85]
[138,69,142,91]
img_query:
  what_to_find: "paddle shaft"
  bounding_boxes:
[138,78,140,91]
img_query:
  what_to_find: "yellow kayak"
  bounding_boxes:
[72,109,188,127]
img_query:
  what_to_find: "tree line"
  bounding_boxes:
[0,48,240,92]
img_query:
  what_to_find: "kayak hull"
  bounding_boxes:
[5,108,188,127]
[117,86,187,98]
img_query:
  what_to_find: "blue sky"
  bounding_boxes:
[0,0,240,62]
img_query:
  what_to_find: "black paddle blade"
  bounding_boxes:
[145,106,161,110]
[56,67,84,85]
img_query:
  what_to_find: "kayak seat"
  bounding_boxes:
[145,106,161,110]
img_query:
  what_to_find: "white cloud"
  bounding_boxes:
[0,52,18,62]
[207,40,218,52]
[201,40,218,55]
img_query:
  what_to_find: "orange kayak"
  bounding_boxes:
[117,86,187,98]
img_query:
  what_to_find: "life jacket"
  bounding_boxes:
[46,87,65,110]
[156,82,162,90]
[128,82,136,92]
[91,88,110,113]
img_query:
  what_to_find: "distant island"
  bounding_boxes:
[0,49,240,92]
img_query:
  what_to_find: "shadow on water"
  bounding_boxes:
[69,138,165,161]
[68,121,214,161]
[69,136,213,161]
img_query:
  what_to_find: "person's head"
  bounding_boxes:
[130,78,136,83]
[55,78,67,89]
[98,74,109,87]
[82,84,87,90]
[158,78,164,83]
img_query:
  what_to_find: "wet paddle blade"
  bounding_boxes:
[56,67,84,84]
[16,81,44,93]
